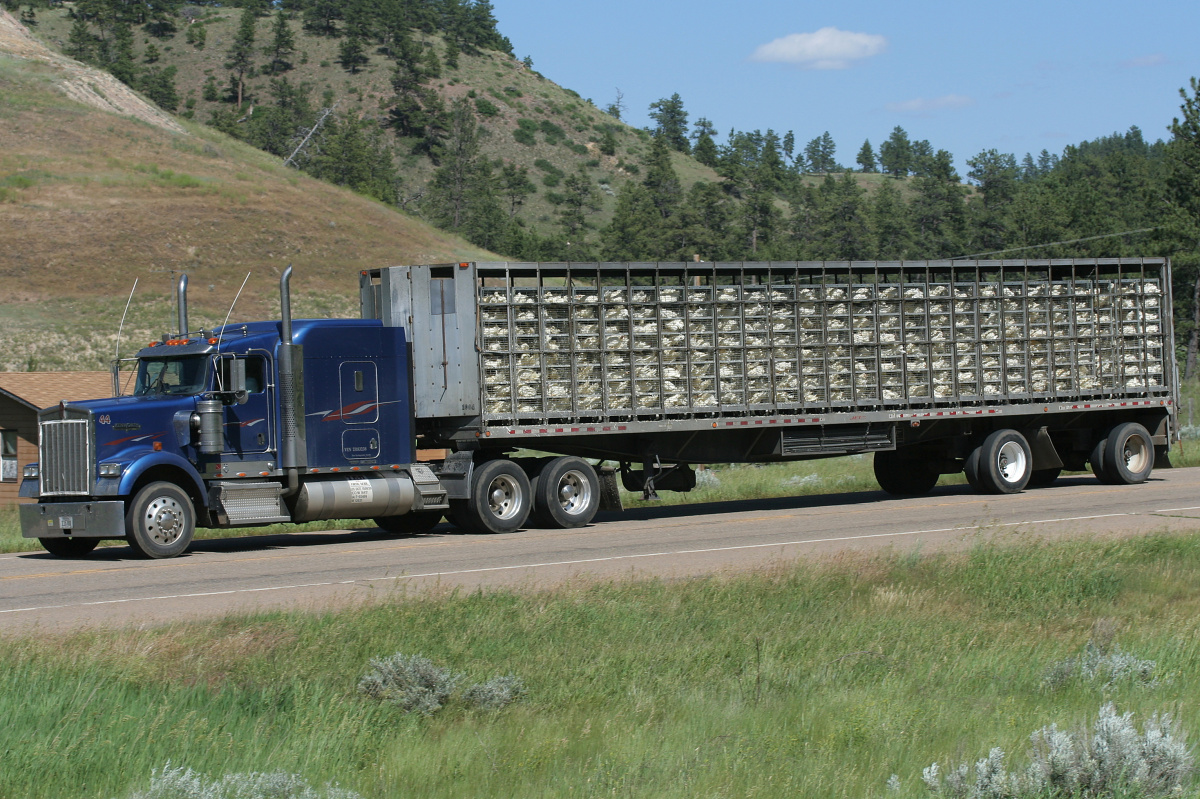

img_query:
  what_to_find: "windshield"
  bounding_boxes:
[134,355,210,397]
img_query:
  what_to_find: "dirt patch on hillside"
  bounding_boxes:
[0,9,185,135]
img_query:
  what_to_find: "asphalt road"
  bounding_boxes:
[5,468,1200,633]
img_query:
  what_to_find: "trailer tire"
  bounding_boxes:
[976,429,1032,494]
[963,447,984,492]
[39,537,100,558]
[873,450,939,496]
[454,459,531,535]
[531,457,600,529]
[373,512,442,536]
[125,481,195,558]
[1089,437,1116,484]
[1028,468,1062,488]
[1102,423,1154,485]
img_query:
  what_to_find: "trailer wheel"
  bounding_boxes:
[1028,468,1062,488]
[1102,423,1154,484]
[373,512,443,536]
[1089,437,1116,484]
[454,459,531,534]
[873,450,939,496]
[38,537,100,558]
[963,447,984,492]
[125,481,195,558]
[976,429,1032,494]
[532,457,600,528]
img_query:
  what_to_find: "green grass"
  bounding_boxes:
[3,531,1200,798]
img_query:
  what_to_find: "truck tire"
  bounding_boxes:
[454,459,531,534]
[38,537,100,558]
[963,447,984,492]
[873,450,939,496]
[531,456,600,528]
[373,513,443,536]
[1089,437,1116,484]
[976,429,1032,494]
[1102,423,1154,485]
[125,481,195,559]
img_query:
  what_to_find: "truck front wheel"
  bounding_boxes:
[451,459,531,534]
[532,457,600,528]
[126,481,195,559]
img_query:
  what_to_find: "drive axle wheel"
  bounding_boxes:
[452,459,531,534]
[532,456,600,528]
[39,537,100,558]
[126,481,195,559]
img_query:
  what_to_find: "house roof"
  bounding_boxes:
[0,371,115,411]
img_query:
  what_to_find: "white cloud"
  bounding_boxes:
[1121,53,1167,68]
[885,94,975,116]
[750,27,886,70]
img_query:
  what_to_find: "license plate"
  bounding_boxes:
[58,516,74,530]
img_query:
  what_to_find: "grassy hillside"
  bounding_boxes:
[0,10,500,371]
[23,5,705,238]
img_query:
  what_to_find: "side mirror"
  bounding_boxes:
[222,358,249,405]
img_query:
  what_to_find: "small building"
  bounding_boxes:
[0,371,114,506]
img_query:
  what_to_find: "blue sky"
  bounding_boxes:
[494,0,1200,173]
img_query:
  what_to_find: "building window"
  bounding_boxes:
[1,430,16,482]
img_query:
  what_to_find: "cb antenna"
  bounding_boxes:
[215,272,253,355]
[113,278,138,396]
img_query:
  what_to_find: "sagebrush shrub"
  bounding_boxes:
[357,653,461,716]
[920,704,1194,798]
[129,763,360,799]
[464,675,527,709]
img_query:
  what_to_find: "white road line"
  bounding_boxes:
[0,512,1135,616]
[1154,506,1200,513]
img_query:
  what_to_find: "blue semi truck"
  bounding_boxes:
[21,259,1177,558]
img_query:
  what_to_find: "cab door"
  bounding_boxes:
[218,353,273,457]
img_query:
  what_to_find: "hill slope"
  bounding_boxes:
[0,9,494,372]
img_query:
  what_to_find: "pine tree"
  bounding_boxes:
[263,11,295,75]
[1166,77,1200,378]
[104,21,137,85]
[648,93,690,153]
[879,126,913,178]
[66,16,95,63]
[871,180,913,258]
[226,7,257,107]
[910,149,967,257]
[856,139,877,172]
[338,32,368,73]
[691,117,719,168]
[499,163,536,217]
[137,65,179,111]
[558,169,601,242]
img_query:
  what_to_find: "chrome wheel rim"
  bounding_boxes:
[144,495,186,545]
[487,475,522,521]
[996,441,1028,483]
[557,469,593,516]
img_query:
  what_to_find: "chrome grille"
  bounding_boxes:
[39,415,93,496]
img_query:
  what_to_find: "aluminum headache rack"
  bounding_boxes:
[464,260,1172,427]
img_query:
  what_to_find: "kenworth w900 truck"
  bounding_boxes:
[21,260,1177,558]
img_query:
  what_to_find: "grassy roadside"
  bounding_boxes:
[3,530,1200,798]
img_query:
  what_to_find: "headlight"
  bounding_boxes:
[22,464,39,479]
[98,463,123,478]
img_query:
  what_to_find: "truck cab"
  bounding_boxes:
[20,270,447,558]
